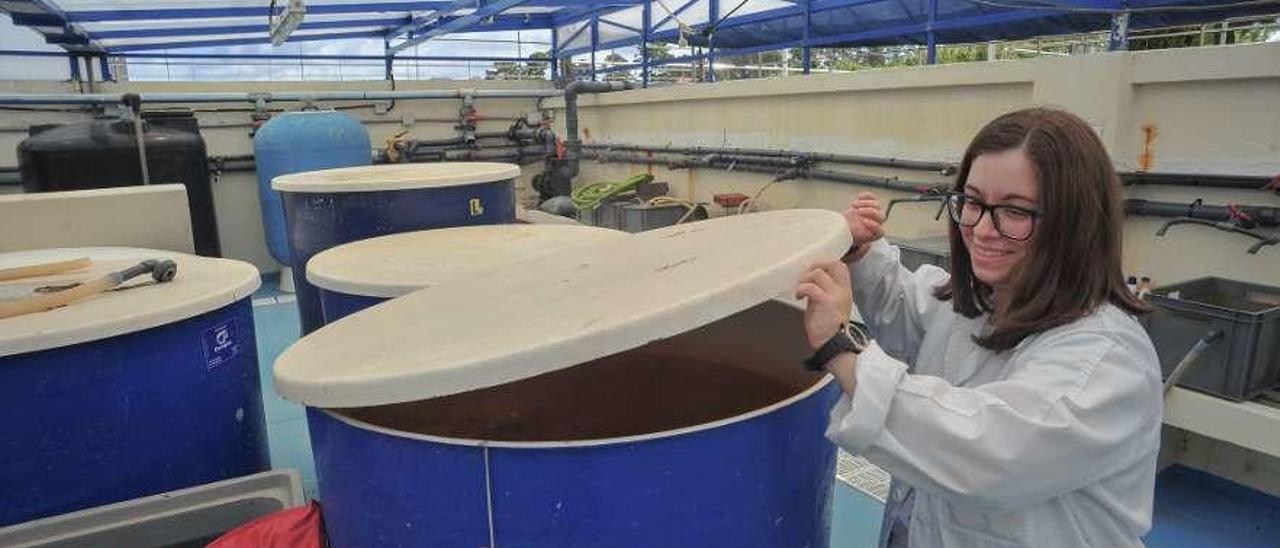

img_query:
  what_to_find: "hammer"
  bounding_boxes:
[0,259,178,320]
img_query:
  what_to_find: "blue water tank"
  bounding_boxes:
[0,247,269,527]
[253,111,371,266]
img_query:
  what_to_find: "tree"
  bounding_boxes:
[484,50,550,80]
[633,43,685,82]
[602,52,631,82]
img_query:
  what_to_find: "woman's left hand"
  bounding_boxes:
[795,261,854,350]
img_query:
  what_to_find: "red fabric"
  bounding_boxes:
[208,501,324,548]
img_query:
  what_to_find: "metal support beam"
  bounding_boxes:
[707,0,719,82]
[802,0,812,74]
[390,0,534,53]
[99,55,112,81]
[88,16,416,39]
[642,1,651,87]
[926,0,938,64]
[590,13,600,82]
[653,0,699,31]
[68,54,81,82]
[551,27,561,82]
[384,38,394,80]
[1108,10,1131,51]
[108,30,389,52]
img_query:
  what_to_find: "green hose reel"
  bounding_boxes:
[571,173,655,211]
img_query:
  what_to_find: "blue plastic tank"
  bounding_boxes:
[273,210,853,547]
[253,110,371,266]
[272,163,519,335]
[0,247,268,527]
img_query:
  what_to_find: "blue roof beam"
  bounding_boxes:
[87,14,552,40]
[8,0,102,52]
[63,3,454,23]
[388,0,533,53]
[385,0,640,41]
[653,0,700,31]
[106,29,390,52]
[88,16,410,39]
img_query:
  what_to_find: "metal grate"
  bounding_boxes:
[836,450,890,502]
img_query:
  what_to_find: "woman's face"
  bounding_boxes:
[960,149,1040,292]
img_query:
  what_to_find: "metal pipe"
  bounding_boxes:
[1121,172,1278,193]
[584,142,956,174]
[1124,199,1280,227]
[0,89,562,106]
[583,151,945,194]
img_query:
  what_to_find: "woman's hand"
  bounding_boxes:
[842,192,887,262]
[795,261,854,350]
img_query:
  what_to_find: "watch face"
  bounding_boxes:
[846,322,870,353]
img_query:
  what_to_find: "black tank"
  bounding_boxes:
[18,111,221,257]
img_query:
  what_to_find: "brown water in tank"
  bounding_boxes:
[343,350,810,442]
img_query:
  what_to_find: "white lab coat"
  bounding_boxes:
[827,240,1163,548]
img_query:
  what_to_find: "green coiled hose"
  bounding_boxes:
[571,173,655,211]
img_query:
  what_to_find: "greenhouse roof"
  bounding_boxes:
[1,0,1275,58]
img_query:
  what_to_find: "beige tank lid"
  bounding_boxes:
[271,162,520,193]
[274,209,851,408]
[0,247,260,357]
[306,224,628,299]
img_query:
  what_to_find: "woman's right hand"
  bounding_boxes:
[842,192,886,261]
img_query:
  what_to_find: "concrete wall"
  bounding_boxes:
[0,79,551,272]
[548,41,1280,290]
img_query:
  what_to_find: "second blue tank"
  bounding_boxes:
[253,110,371,266]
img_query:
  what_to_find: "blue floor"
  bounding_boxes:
[248,275,1280,547]
[1146,466,1280,548]
[251,294,316,499]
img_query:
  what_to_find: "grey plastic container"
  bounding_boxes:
[619,202,708,233]
[1144,277,1280,401]
[577,198,626,229]
[0,470,304,548]
[892,236,951,272]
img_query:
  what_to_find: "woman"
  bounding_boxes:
[795,108,1162,547]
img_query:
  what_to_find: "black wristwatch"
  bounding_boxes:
[804,321,871,371]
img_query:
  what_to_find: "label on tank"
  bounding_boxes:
[202,320,243,371]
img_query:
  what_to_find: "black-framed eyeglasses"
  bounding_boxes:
[944,192,1041,241]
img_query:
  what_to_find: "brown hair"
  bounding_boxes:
[934,107,1150,351]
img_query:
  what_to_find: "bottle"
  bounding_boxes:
[1126,275,1138,295]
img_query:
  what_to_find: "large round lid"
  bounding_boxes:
[307,224,628,298]
[275,209,851,408]
[271,162,520,193]
[0,247,260,357]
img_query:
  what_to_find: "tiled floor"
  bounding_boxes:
[249,278,1280,547]
[251,298,316,499]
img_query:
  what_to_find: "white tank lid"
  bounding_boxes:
[0,247,260,357]
[271,162,521,193]
[274,209,851,408]
[307,224,628,299]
